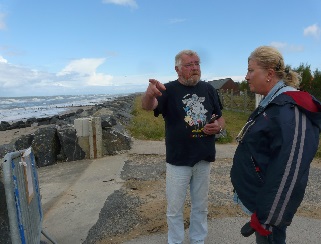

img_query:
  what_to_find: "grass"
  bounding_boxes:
[127,95,165,140]
[127,95,248,143]
[219,109,249,143]
[127,95,321,157]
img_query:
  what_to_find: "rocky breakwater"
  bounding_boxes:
[0,93,141,244]
[0,93,140,167]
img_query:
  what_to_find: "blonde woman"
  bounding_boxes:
[231,46,321,243]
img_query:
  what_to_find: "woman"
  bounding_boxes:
[231,46,321,243]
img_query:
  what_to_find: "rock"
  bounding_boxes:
[36,117,51,126]
[31,126,60,167]
[14,134,34,150]
[0,121,10,131]
[76,108,84,114]
[102,123,132,155]
[9,120,26,130]
[59,112,75,120]
[101,115,117,129]
[57,125,86,161]
[49,115,60,124]
[25,117,38,127]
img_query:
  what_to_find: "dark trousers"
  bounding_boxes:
[255,226,287,244]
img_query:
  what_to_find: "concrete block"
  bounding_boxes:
[74,118,90,137]
[75,117,102,159]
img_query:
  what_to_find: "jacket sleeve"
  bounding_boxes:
[255,105,319,227]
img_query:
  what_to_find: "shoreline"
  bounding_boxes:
[0,105,94,145]
[1,104,96,124]
[0,92,141,124]
[0,93,141,146]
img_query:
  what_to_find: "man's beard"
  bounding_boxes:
[180,74,201,86]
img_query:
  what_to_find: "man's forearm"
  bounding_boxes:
[141,93,158,111]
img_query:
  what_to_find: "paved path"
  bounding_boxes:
[39,155,126,243]
[124,216,321,244]
[39,140,321,243]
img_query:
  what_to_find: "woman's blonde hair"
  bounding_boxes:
[249,46,301,88]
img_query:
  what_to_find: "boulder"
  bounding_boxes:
[101,115,117,129]
[14,134,34,150]
[0,121,10,131]
[31,126,60,167]
[36,117,51,126]
[25,117,38,127]
[102,123,132,155]
[9,120,26,130]
[57,125,86,161]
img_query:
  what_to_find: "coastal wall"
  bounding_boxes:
[0,93,141,168]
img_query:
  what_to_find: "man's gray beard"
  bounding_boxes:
[181,77,200,86]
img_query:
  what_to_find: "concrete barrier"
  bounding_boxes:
[74,117,102,159]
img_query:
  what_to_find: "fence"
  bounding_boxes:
[2,148,56,244]
[218,85,321,114]
[218,89,257,113]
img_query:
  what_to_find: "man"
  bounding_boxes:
[142,50,225,244]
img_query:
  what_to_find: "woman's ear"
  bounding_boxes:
[267,68,275,81]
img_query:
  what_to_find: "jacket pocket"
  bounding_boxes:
[250,156,265,185]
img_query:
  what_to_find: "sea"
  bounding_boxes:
[0,94,126,123]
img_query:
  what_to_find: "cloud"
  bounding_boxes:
[102,0,138,9]
[57,58,114,86]
[57,58,106,76]
[270,42,304,52]
[303,24,321,39]
[0,12,6,30]
[0,55,8,63]
[87,73,114,86]
[0,56,134,96]
[0,61,54,89]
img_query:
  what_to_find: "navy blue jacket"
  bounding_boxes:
[231,91,321,228]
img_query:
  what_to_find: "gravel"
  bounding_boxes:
[82,153,321,243]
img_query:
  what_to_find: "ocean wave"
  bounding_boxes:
[0,94,119,122]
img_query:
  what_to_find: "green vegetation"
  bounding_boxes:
[127,95,321,158]
[127,95,165,140]
[127,95,247,143]
[219,109,248,143]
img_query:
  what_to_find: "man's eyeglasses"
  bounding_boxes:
[182,62,200,68]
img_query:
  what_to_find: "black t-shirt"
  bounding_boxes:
[154,80,223,167]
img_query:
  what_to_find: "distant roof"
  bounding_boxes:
[207,78,233,89]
